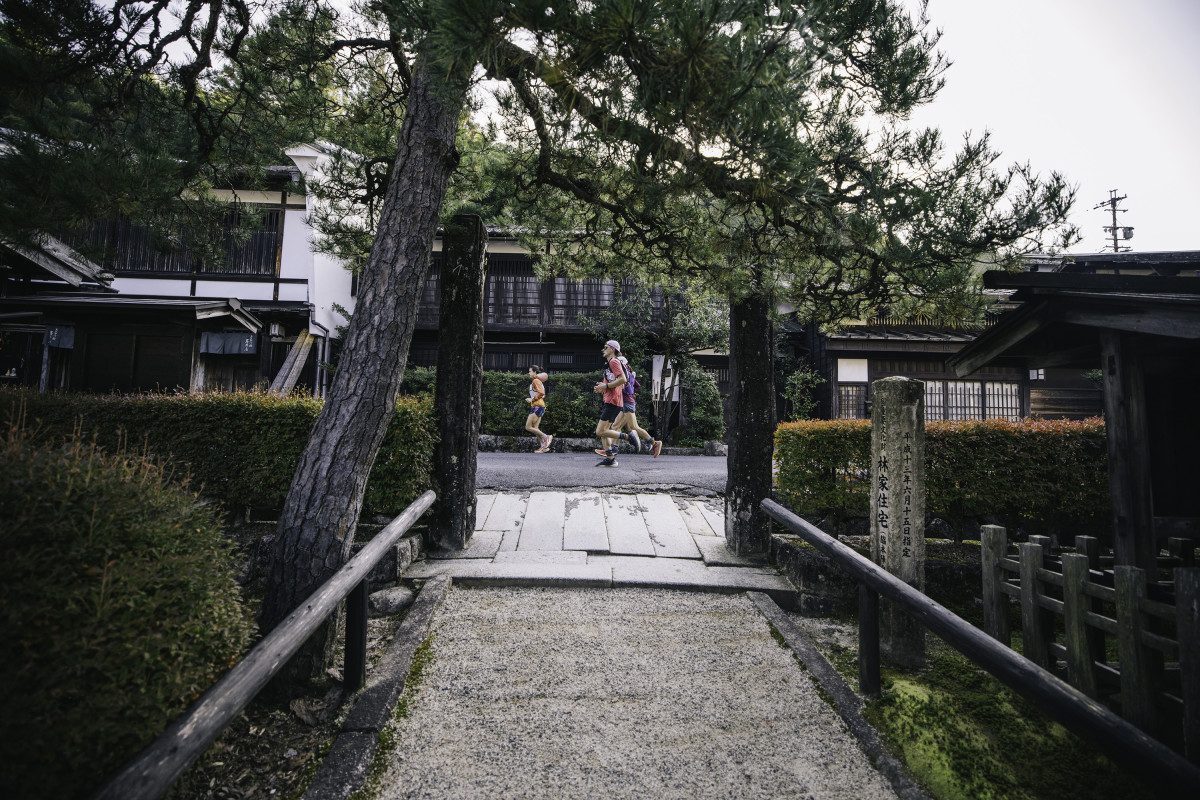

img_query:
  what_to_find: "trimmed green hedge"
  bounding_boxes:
[0,390,436,516]
[0,430,255,800]
[775,418,1110,537]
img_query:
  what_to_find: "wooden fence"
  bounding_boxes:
[980,525,1200,763]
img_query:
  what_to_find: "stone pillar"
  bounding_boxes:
[870,376,926,668]
[432,215,487,549]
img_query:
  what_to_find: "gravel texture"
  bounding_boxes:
[374,586,897,799]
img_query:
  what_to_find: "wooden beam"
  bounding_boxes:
[984,270,1200,294]
[1062,306,1200,339]
[949,300,1053,376]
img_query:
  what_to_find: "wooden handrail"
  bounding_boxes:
[761,497,1200,797]
[91,490,437,800]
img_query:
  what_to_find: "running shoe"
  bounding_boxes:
[651,440,662,458]
[535,435,552,453]
[595,457,619,467]
[628,431,640,452]
[594,448,611,457]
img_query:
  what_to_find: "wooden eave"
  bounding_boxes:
[950,278,1200,377]
[0,294,262,333]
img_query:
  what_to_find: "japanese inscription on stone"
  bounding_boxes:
[869,376,926,668]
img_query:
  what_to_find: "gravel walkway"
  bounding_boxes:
[374,586,897,800]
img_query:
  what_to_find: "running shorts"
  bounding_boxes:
[600,402,622,422]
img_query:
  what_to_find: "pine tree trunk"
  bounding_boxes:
[260,55,470,684]
[725,279,775,555]
[431,214,487,549]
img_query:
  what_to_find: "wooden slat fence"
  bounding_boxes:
[981,525,1200,763]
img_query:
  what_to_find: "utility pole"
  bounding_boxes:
[1093,189,1134,252]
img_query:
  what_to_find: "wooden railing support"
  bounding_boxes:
[344,580,369,692]
[858,584,881,697]
[1115,565,1163,736]
[980,524,1010,644]
[1062,553,1099,698]
[1176,568,1200,764]
[1019,539,1053,669]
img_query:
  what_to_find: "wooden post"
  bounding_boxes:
[1074,535,1108,675]
[869,376,926,669]
[1099,330,1156,572]
[859,584,881,697]
[432,214,487,549]
[1062,553,1099,698]
[1115,565,1162,735]
[1175,567,1200,763]
[1169,537,1196,568]
[725,279,776,555]
[1074,535,1100,568]
[981,524,1010,644]
[1019,540,1052,669]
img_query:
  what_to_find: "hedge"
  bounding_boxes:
[0,390,436,517]
[775,418,1111,537]
[0,429,256,800]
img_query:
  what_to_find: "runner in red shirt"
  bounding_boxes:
[592,340,629,466]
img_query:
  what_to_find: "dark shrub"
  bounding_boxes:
[0,427,255,799]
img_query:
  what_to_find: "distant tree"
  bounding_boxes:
[783,366,826,421]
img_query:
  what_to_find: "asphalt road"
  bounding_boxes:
[475,451,728,494]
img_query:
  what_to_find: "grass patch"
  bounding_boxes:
[861,639,1157,800]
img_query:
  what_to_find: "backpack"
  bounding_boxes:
[623,366,638,400]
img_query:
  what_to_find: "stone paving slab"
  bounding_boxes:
[517,491,565,551]
[598,555,793,594]
[429,530,503,560]
[474,493,497,527]
[497,529,521,552]
[677,500,719,537]
[698,501,725,537]
[403,559,612,588]
[603,494,655,556]
[492,550,588,565]
[692,534,768,567]
[637,493,701,559]
[562,492,608,552]
[480,492,527,531]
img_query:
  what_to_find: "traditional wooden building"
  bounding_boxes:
[949,262,1200,568]
[799,316,1103,422]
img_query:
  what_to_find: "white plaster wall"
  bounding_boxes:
[109,277,190,295]
[193,281,275,301]
[285,143,356,336]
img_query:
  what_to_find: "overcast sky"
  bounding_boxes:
[902,0,1200,254]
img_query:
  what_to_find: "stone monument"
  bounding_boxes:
[869,376,926,668]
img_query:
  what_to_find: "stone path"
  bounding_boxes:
[372,587,899,800]
[403,491,794,605]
